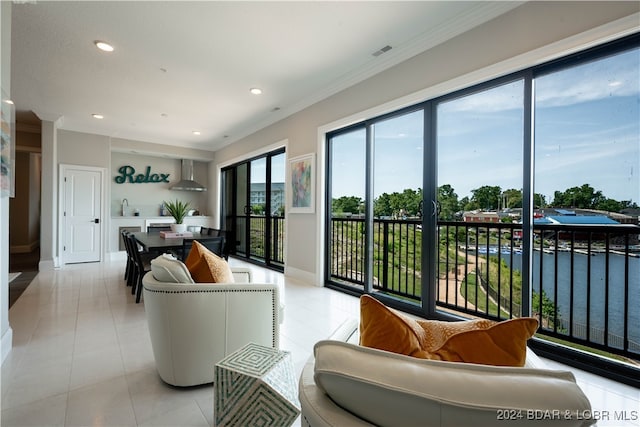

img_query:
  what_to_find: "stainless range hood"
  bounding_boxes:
[171,159,207,192]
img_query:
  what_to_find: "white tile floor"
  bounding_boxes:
[1,258,638,427]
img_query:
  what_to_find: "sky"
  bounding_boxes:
[330,47,639,205]
[247,152,286,185]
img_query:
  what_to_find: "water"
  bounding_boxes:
[504,251,640,349]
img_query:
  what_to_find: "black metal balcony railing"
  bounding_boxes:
[328,217,640,361]
[234,215,285,266]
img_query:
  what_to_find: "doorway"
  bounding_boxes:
[59,164,105,264]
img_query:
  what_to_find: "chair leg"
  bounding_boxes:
[127,265,135,287]
[124,260,130,281]
[131,266,138,295]
[135,274,144,303]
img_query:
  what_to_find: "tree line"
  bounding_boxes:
[331,183,637,219]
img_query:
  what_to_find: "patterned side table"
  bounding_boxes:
[215,342,300,427]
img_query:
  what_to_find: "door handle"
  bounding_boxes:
[94,218,100,224]
[431,201,441,217]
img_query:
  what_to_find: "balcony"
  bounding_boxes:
[232,214,285,268]
[328,217,640,380]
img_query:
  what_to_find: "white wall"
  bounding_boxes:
[1,0,12,364]
[212,1,640,283]
[36,129,218,267]
[110,152,208,217]
[57,129,111,169]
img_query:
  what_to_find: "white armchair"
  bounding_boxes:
[142,264,283,387]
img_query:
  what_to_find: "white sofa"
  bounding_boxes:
[142,260,284,387]
[299,319,595,427]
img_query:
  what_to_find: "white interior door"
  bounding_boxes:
[63,166,102,264]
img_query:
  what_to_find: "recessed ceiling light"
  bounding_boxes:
[250,88,263,95]
[94,40,114,52]
[92,114,104,119]
[192,131,201,136]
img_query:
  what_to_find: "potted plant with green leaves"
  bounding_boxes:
[163,199,190,233]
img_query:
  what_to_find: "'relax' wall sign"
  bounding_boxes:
[114,165,170,184]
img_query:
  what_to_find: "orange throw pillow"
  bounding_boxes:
[184,240,206,271]
[359,295,430,358]
[429,317,538,367]
[186,241,235,283]
[359,295,538,366]
[416,318,495,352]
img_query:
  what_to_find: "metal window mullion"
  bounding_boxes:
[521,72,534,318]
[423,103,437,317]
[604,232,610,347]
[497,226,502,318]
[623,232,630,352]
[587,232,592,342]
[553,231,559,333]
[325,137,333,285]
[364,123,375,294]
[570,232,575,337]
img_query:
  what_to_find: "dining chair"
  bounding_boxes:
[121,230,133,285]
[181,236,225,261]
[204,229,230,259]
[126,233,152,303]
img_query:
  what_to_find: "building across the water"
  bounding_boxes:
[250,182,285,214]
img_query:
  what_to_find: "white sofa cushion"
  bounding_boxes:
[150,254,194,283]
[313,340,594,427]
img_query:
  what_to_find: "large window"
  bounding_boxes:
[371,110,425,300]
[534,46,640,354]
[436,80,525,317]
[325,34,639,378]
[327,127,366,288]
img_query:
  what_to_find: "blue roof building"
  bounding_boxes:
[546,215,619,225]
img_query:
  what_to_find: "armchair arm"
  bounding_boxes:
[231,267,252,283]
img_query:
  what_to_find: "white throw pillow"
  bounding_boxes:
[150,254,194,283]
[313,340,594,427]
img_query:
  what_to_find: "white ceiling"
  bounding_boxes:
[11,1,522,152]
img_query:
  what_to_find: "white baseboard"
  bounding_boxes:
[1,326,13,365]
[10,241,39,254]
[39,259,56,271]
[284,266,321,287]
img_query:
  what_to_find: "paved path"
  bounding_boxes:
[437,250,488,311]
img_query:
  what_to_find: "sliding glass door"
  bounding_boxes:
[221,148,285,270]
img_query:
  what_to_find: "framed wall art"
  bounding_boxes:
[288,153,315,214]
[1,89,15,198]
